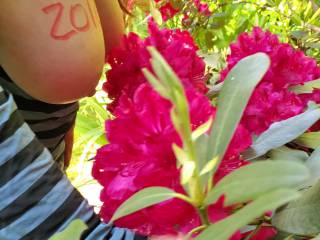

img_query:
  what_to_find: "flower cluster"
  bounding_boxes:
[154,0,211,21]
[104,21,207,112]
[94,27,320,239]
[221,27,320,134]
[193,0,211,16]
[154,0,180,21]
[93,83,252,236]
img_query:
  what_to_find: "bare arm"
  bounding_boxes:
[94,0,125,54]
[0,0,105,103]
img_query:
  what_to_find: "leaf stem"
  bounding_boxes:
[198,206,210,226]
[243,224,262,240]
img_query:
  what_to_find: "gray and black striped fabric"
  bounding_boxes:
[0,67,78,169]
[0,85,147,240]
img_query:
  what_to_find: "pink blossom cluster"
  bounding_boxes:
[154,0,212,21]
[193,0,211,16]
[92,26,320,239]
[93,83,254,236]
[155,1,180,21]
[221,27,320,134]
[104,21,207,112]
[96,23,255,237]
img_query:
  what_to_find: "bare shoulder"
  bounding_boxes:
[0,0,105,103]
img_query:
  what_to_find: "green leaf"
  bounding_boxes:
[144,47,192,143]
[308,7,320,23]
[206,53,270,188]
[243,109,320,160]
[303,148,320,187]
[204,161,309,206]
[312,233,320,240]
[181,161,196,184]
[172,144,189,167]
[111,187,189,222]
[291,30,309,40]
[49,220,87,240]
[269,146,309,163]
[194,134,211,187]
[142,68,169,99]
[196,189,300,240]
[290,79,320,94]
[150,0,162,25]
[191,117,213,141]
[295,132,320,149]
[199,52,221,69]
[150,8,162,25]
[272,181,320,236]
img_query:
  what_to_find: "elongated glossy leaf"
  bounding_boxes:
[206,53,270,184]
[243,109,320,160]
[269,146,309,163]
[49,220,87,240]
[204,161,309,205]
[295,132,320,149]
[191,117,213,141]
[197,189,300,240]
[313,233,320,240]
[290,78,320,94]
[272,181,320,236]
[111,187,185,222]
[194,134,211,187]
[303,148,320,187]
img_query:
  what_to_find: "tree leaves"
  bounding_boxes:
[295,132,320,149]
[205,53,270,189]
[111,187,192,222]
[204,161,310,206]
[272,181,320,236]
[243,109,320,160]
[49,220,87,240]
[196,189,300,240]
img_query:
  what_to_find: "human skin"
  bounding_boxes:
[0,0,124,104]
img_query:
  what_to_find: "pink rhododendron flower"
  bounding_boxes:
[221,27,320,89]
[243,83,305,134]
[193,0,211,16]
[104,21,207,112]
[158,2,180,21]
[93,84,251,236]
[221,27,320,134]
[153,0,211,21]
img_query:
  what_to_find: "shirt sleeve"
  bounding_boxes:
[0,86,147,240]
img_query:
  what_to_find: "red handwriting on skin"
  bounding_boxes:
[70,4,90,32]
[42,1,97,41]
[42,3,77,40]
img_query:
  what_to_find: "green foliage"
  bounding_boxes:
[273,181,320,237]
[197,189,301,240]
[269,146,309,163]
[204,160,310,206]
[168,0,320,60]
[205,53,270,190]
[112,48,314,240]
[67,81,110,186]
[49,220,87,240]
[295,132,320,149]
[111,187,192,222]
[69,1,320,239]
[243,108,320,160]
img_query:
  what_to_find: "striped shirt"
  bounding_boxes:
[0,84,147,239]
[0,67,78,169]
